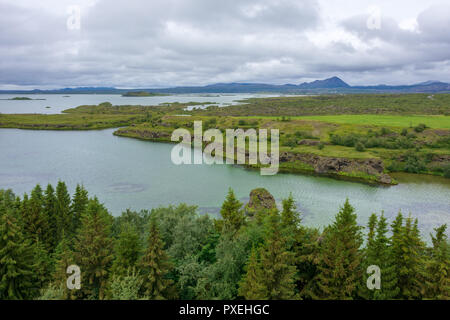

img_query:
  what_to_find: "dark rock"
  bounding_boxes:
[245,188,276,216]
[279,151,393,183]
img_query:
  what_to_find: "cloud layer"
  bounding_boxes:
[1,0,449,88]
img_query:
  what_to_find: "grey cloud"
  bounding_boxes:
[0,0,449,88]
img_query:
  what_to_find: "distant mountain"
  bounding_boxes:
[1,77,449,94]
[298,76,350,89]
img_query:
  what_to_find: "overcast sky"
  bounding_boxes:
[1,0,449,89]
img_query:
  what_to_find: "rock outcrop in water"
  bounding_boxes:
[245,188,276,217]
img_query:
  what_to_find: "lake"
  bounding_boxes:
[1,126,449,242]
[0,93,278,114]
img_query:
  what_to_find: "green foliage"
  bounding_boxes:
[390,213,426,299]
[38,283,65,300]
[424,225,449,299]
[21,185,51,249]
[43,184,58,252]
[195,230,249,299]
[196,94,450,117]
[74,198,114,299]
[139,219,175,300]
[355,141,366,152]
[315,199,363,299]
[71,184,89,236]
[403,152,426,173]
[111,223,142,277]
[254,212,297,299]
[238,247,266,299]
[414,123,427,133]
[52,231,75,300]
[443,165,450,178]
[360,213,399,299]
[56,181,72,241]
[0,183,448,300]
[0,211,36,299]
[219,188,245,234]
[109,268,143,300]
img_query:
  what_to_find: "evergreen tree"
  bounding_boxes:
[238,212,297,300]
[52,231,76,300]
[139,219,174,299]
[294,227,322,299]
[391,214,425,299]
[280,194,302,248]
[219,188,245,233]
[56,181,71,242]
[0,210,36,299]
[315,199,363,299]
[71,184,88,236]
[238,246,266,299]
[360,213,399,299]
[194,229,249,300]
[32,240,53,292]
[259,212,297,299]
[23,185,51,249]
[0,190,17,218]
[424,225,449,299]
[111,223,142,277]
[74,198,114,299]
[43,184,58,252]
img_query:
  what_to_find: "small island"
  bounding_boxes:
[121,91,169,97]
[0,96,46,100]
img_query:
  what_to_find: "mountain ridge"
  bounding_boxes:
[1,77,449,94]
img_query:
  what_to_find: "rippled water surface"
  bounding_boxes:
[1,127,448,241]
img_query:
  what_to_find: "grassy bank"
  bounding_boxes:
[1,94,449,183]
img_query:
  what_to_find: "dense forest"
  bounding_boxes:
[0,182,448,300]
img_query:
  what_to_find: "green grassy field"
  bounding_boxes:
[297,115,450,129]
[196,93,450,116]
[0,113,147,130]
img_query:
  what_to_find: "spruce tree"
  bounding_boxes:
[238,246,266,299]
[315,199,363,299]
[56,181,72,241]
[424,224,449,299]
[361,213,399,299]
[0,189,17,217]
[219,188,245,233]
[139,219,174,299]
[74,198,114,299]
[43,184,58,252]
[52,231,76,299]
[245,212,297,300]
[391,214,425,299]
[280,194,302,247]
[111,223,142,277]
[0,210,36,299]
[71,184,88,236]
[32,240,53,292]
[24,185,51,249]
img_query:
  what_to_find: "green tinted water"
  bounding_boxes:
[1,128,448,241]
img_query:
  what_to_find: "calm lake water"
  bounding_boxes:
[0,94,449,241]
[0,127,449,241]
[0,93,278,114]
